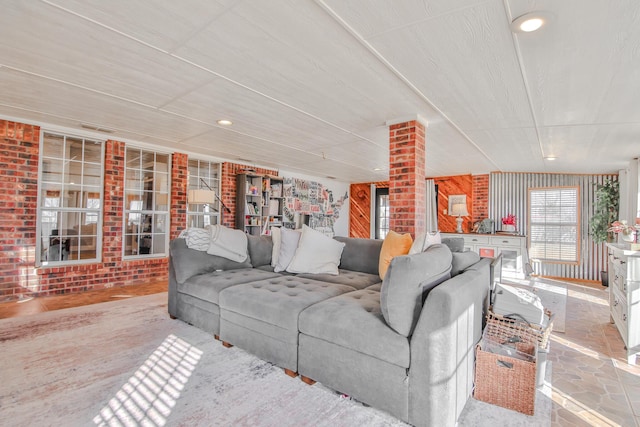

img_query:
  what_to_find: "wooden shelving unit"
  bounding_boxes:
[235,173,283,236]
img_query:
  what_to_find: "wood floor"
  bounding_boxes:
[0,281,168,319]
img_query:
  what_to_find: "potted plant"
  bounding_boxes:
[589,179,619,243]
[589,179,619,287]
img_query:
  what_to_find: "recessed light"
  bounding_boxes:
[544,156,557,161]
[217,119,233,126]
[373,167,386,171]
[511,12,547,33]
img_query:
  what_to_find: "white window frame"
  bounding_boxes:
[187,159,221,228]
[36,130,104,266]
[123,147,171,258]
[528,186,580,264]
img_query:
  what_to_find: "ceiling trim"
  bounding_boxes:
[502,0,546,163]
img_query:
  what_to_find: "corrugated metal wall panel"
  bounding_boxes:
[489,173,618,281]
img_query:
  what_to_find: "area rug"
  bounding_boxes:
[0,293,551,426]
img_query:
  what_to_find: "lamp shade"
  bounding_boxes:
[450,202,469,217]
[188,189,215,204]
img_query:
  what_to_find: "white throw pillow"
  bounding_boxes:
[286,225,346,275]
[271,226,282,267]
[422,231,441,250]
[409,231,441,254]
[274,227,301,272]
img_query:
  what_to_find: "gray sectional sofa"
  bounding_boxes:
[168,234,491,427]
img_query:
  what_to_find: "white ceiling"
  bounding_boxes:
[1,0,638,182]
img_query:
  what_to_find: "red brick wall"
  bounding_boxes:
[0,119,181,300]
[171,152,188,239]
[0,120,40,298]
[388,120,426,237]
[472,174,490,224]
[220,162,278,229]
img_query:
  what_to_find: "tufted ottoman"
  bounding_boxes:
[218,276,356,373]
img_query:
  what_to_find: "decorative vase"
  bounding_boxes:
[503,224,516,232]
[622,231,635,243]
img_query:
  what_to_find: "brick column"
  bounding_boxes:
[0,120,40,299]
[171,153,188,239]
[388,120,426,237]
[103,140,125,265]
[472,174,489,224]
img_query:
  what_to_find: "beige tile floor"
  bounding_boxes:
[549,281,639,426]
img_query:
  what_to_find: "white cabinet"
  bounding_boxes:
[442,233,528,279]
[607,244,640,364]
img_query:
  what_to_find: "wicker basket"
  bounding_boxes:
[474,338,537,415]
[486,308,553,349]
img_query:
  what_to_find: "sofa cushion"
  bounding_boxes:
[299,289,410,368]
[297,269,381,290]
[380,244,453,337]
[170,238,252,284]
[274,228,301,272]
[220,276,356,330]
[441,237,465,253]
[287,225,345,275]
[451,251,481,276]
[247,234,272,268]
[378,231,413,280]
[179,268,280,304]
[333,236,383,276]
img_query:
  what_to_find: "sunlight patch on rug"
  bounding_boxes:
[93,334,202,427]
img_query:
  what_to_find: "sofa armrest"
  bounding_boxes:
[408,258,491,427]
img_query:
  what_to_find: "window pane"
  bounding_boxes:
[42,159,63,183]
[124,148,171,257]
[126,149,141,168]
[528,187,579,263]
[42,133,64,158]
[125,169,143,191]
[186,159,221,229]
[84,140,102,163]
[38,132,103,265]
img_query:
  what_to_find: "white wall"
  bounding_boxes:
[278,170,350,237]
[619,159,639,226]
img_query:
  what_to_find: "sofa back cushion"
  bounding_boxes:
[333,236,383,276]
[380,244,453,337]
[451,251,481,276]
[247,234,273,268]
[170,238,252,284]
[441,237,465,253]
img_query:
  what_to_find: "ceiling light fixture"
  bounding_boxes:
[511,12,547,33]
[217,119,233,126]
[544,156,557,161]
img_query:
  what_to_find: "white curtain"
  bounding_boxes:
[426,179,438,232]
